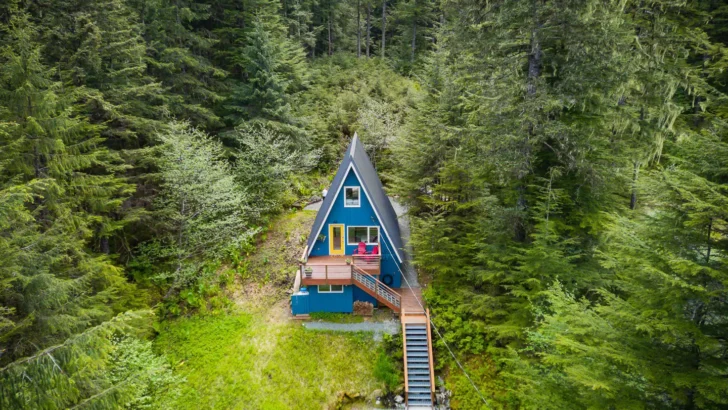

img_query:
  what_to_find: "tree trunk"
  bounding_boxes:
[381,0,387,57]
[100,237,110,255]
[706,217,712,263]
[526,26,541,97]
[366,3,371,57]
[515,1,542,242]
[411,18,416,62]
[328,9,333,56]
[630,161,639,210]
[357,0,361,57]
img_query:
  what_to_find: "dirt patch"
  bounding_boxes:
[230,209,317,309]
[247,210,316,287]
[231,281,283,311]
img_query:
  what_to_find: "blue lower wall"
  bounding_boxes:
[380,256,402,288]
[308,285,354,313]
[353,286,378,306]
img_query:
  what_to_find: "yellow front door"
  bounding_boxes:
[329,224,344,255]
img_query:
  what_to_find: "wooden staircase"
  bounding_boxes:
[402,309,435,409]
[351,264,435,409]
[351,266,401,312]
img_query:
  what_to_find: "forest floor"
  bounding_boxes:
[153,209,394,409]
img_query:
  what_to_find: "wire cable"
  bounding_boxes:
[377,215,491,408]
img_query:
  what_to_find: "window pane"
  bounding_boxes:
[368,227,379,243]
[348,227,369,244]
[332,226,342,250]
[331,285,343,292]
[345,187,360,206]
[319,284,330,292]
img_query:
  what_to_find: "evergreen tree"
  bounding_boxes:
[224,16,308,136]
[0,13,137,361]
[390,0,436,70]
[132,0,225,128]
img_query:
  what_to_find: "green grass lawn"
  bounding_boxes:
[154,304,386,409]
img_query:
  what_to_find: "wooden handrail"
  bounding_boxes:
[426,308,435,395]
[351,266,401,309]
[402,321,409,402]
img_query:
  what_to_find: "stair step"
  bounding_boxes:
[408,367,430,372]
[409,387,431,393]
[408,398,432,404]
[408,364,430,369]
[409,382,431,388]
[407,351,429,356]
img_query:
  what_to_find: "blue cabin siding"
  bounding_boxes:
[309,169,401,289]
[307,285,354,313]
[310,170,383,256]
[353,286,378,306]
[302,168,402,314]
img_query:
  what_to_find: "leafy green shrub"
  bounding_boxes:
[373,348,402,392]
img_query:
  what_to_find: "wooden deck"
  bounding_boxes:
[301,254,381,286]
[397,287,426,322]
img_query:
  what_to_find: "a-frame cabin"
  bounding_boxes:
[291,133,436,408]
[293,133,405,313]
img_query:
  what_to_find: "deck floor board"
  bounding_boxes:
[396,287,426,319]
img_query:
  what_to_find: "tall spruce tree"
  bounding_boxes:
[224,15,308,136]
[132,0,224,128]
[0,12,139,361]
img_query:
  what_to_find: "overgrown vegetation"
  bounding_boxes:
[373,333,403,392]
[2,0,728,408]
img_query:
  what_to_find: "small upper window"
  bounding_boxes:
[344,187,360,207]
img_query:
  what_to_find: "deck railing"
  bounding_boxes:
[352,266,401,309]
[301,254,381,282]
[351,253,380,271]
[300,264,352,281]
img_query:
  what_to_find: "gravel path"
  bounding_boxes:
[390,197,420,289]
[303,320,400,341]
[303,200,322,211]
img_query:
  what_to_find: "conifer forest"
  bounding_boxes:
[1,0,728,409]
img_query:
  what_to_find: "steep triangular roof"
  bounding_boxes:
[306,133,403,263]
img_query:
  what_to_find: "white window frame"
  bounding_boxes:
[318,284,344,293]
[347,226,380,245]
[343,186,361,207]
